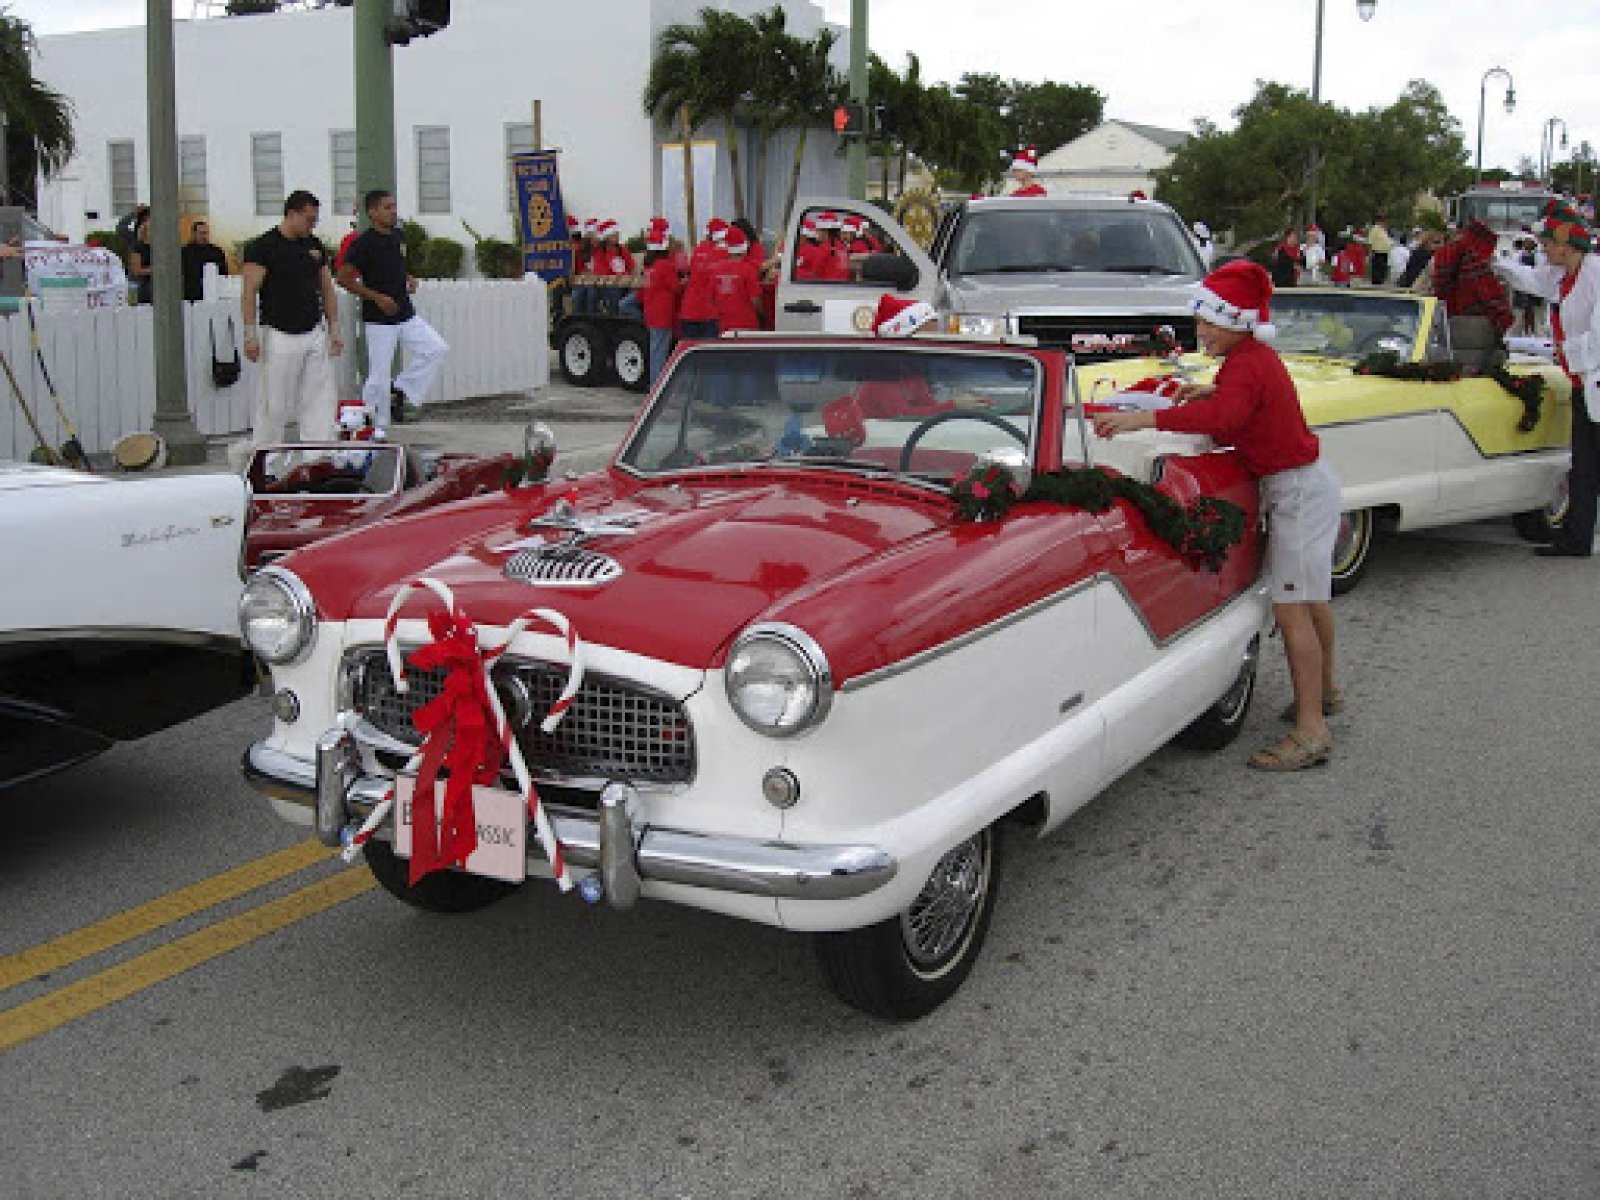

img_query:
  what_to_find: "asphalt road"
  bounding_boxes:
[3,508,1598,1197]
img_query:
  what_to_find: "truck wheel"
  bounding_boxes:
[363,839,517,914]
[612,325,651,393]
[558,321,603,387]
[814,824,1000,1020]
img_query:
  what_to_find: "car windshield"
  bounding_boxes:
[249,445,403,495]
[1268,291,1424,361]
[1455,192,1556,234]
[620,344,1041,486]
[947,208,1202,278]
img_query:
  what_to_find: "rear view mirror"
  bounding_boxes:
[860,254,919,291]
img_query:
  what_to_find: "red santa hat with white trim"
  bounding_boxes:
[646,218,671,252]
[873,294,938,338]
[724,226,750,256]
[1189,259,1276,341]
[1010,145,1040,174]
[707,217,729,243]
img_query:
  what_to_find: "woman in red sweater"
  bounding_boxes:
[638,218,682,385]
[1095,260,1343,770]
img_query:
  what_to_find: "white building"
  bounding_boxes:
[34,0,850,262]
[1037,119,1190,197]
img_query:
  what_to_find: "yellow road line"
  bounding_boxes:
[0,840,335,993]
[0,867,375,1053]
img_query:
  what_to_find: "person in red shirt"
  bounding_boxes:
[792,216,827,281]
[1330,231,1368,285]
[679,221,726,338]
[589,220,636,315]
[708,226,763,332]
[1095,260,1343,771]
[638,218,682,384]
[1007,146,1048,196]
[813,211,853,282]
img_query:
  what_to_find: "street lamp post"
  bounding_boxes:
[1474,67,1516,183]
[1541,117,1569,186]
[1306,0,1377,230]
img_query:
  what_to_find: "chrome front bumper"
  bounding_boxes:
[241,721,897,907]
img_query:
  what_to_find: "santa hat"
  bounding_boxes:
[840,214,863,235]
[873,294,937,338]
[1189,259,1276,341]
[582,218,597,238]
[336,399,376,440]
[800,216,821,240]
[708,217,729,243]
[1536,198,1593,252]
[646,218,671,251]
[597,219,619,240]
[1127,189,1148,202]
[1010,145,1039,174]
[566,214,580,236]
[724,226,749,256]
[815,210,841,230]
[1087,374,1185,414]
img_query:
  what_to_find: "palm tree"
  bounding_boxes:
[0,10,74,181]
[770,24,839,236]
[642,9,757,222]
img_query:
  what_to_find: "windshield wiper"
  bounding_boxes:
[978,263,1083,274]
[1099,264,1184,275]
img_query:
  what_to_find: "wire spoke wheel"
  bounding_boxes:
[901,833,990,974]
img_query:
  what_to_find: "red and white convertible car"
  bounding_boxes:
[240,335,1269,1018]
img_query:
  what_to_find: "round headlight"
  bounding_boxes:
[239,567,317,665]
[725,623,833,737]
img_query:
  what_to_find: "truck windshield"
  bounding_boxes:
[947,209,1202,279]
[1454,193,1555,233]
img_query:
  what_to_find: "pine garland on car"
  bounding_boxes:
[951,462,1247,573]
[1352,351,1546,432]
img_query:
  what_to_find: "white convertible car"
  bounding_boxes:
[0,463,253,789]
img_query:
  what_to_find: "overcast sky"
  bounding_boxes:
[15,0,1600,179]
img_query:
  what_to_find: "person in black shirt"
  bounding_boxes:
[241,189,343,451]
[128,213,153,304]
[336,189,448,432]
[181,219,229,302]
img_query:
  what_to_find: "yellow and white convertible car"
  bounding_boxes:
[1087,287,1570,591]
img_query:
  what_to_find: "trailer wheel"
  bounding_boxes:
[612,325,651,393]
[558,321,604,387]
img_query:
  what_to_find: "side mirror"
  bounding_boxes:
[513,422,557,486]
[859,253,919,291]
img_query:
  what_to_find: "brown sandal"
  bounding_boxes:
[1249,730,1331,771]
[1278,687,1344,722]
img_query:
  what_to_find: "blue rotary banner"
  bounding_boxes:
[511,151,571,281]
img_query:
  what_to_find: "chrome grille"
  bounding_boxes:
[345,648,694,785]
[1014,314,1198,363]
[503,544,623,587]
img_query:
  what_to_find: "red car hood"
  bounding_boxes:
[308,472,949,668]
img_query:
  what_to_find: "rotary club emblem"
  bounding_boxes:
[851,305,876,333]
[524,193,554,240]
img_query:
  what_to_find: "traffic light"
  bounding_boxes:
[387,0,450,45]
[833,102,867,137]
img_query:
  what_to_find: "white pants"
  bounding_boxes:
[361,316,448,427]
[251,326,337,449]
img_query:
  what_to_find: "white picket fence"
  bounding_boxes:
[0,277,549,461]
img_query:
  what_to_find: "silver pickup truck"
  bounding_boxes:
[774,194,1206,362]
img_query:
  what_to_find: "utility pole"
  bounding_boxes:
[847,0,867,201]
[146,0,205,466]
[354,0,397,212]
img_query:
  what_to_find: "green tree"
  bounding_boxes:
[1329,81,1469,227]
[0,9,75,178]
[754,15,839,234]
[1010,80,1103,157]
[1551,141,1597,197]
[643,8,759,221]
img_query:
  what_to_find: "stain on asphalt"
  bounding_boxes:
[255,1064,341,1112]
[231,1150,267,1171]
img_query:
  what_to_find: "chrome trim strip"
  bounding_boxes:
[0,628,244,650]
[240,739,896,901]
[841,572,1267,693]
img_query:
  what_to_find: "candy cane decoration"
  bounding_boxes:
[341,577,585,891]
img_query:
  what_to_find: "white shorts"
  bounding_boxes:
[1261,458,1342,604]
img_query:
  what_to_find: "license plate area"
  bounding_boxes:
[394,776,527,883]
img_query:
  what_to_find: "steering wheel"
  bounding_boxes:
[1354,330,1407,356]
[898,411,1027,472]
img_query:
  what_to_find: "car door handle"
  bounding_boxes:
[784,301,821,314]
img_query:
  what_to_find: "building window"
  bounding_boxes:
[331,130,357,217]
[251,132,284,217]
[178,136,208,217]
[505,122,536,210]
[108,140,137,215]
[416,126,451,214]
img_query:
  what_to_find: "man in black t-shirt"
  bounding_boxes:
[181,219,229,302]
[336,189,448,432]
[241,189,343,451]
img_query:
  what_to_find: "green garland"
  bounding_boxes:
[950,462,1247,573]
[1352,351,1546,432]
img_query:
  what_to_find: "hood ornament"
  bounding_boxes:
[499,500,650,587]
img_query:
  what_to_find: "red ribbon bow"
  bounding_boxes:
[405,608,508,884]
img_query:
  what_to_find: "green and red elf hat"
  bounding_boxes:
[1537,199,1593,253]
